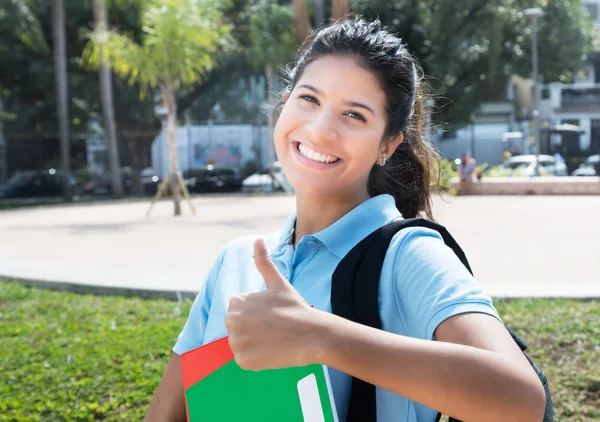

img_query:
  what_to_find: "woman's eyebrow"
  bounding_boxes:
[345,101,375,116]
[297,84,376,116]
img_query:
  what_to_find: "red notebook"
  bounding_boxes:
[181,336,339,421]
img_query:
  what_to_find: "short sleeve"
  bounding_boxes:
[172,247,227,355]
[392,227,501,341]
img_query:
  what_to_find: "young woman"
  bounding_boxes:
[144,18,545,422]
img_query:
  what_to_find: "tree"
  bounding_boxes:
[248,0,297,188]
[0,0,48,183]
[92,0,122,197]
[292,0,350,43]
[0,0,161,183]
[83,0,233,215]
[292,0,312,43]
[0,0,48,55]
[52,0,72,201]
[351,0,597,128]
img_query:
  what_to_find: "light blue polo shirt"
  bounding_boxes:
[173,194,500,422]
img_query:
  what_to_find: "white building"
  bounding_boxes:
[538,1,600,154]
[436,1,600,164]
[151,122,271,179]
[432,101,521,165]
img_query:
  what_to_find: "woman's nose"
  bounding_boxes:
[306,108,339,143]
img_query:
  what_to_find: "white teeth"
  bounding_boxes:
[298,143,339,164]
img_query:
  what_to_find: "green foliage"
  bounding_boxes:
[0,0,160,165]
[0,281,192,421]
[1,280,598,421]
[351,0,597,126]
[496,299,600,421]
[247,0,298,72]
[0,0,48,54]
[437,158,459,191]
[82,0,234,97]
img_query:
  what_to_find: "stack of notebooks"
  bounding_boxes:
[181,336,339,421]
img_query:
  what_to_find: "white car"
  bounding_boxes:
[242,162,294,193]
[571,154,599,176]
[501,155,567,177]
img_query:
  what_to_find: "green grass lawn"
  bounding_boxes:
[1,281,598,422]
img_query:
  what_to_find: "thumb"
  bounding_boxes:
[254,238,290,290]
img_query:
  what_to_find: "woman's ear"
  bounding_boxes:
[380,133,404,158]
[282,91,289,102]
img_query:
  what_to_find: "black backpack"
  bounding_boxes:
[330,218,553,422]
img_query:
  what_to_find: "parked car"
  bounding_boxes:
[500,155,567,177]
[183,165,242,193]
[242,162,293,193]
[82,167,161,196]
[571,154,599,176]
[0,169,77,199]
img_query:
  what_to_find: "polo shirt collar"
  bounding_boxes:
[275,194,402,259]
[313,194,402,259]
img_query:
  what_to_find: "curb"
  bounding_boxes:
[0,191,295,212]
[1,276,198,302]
[2,275,598,302]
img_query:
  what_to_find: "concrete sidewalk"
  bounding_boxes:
[1,194,599,299]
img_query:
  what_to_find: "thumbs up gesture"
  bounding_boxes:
[225,239,325,371]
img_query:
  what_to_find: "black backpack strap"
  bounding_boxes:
[331,218,553,422]
[331,218,471,422]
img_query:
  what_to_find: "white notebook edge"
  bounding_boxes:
[321,365,340,422]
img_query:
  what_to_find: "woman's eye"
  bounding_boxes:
[299,94,319,104]
[346,111,366,122]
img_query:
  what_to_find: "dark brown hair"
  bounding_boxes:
[279,17,440,219]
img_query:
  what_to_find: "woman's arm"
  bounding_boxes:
[227,239,546,421]
[315,311,546,422]
[143,354,187,422]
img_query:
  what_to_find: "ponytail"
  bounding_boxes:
[367,85,440,220]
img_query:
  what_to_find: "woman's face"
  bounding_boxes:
[274,55,397,198]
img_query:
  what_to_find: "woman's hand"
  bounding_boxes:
[225,239,327,371]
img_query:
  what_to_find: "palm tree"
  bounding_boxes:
[292,0,311,43]
[293,0,350,43]
[52,0,72,201]
[331,0,350,21]
[0,0,48,184]
[92,0,122,197]
[248,0,297,190]
[82,0,232,215]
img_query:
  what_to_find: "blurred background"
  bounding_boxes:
[0,0,598,204]
[1,1,599,421]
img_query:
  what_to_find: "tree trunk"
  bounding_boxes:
[129,137,142,195]
[52,0,72,201]
[266,63,275,192]
[293,0,312,44]
[314,0,325,28]
[92,0,122,197]
[331,0,350,21]
[0,99,6,184]
[162,86,181,216]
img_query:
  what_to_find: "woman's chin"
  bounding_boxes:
[288,177,338,196]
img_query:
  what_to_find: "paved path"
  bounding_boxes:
[1,194,599,298]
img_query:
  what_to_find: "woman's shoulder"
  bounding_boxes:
[387,223,446,250]
[385,223,470,277]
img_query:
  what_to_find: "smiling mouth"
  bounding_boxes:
[294,142,341,164]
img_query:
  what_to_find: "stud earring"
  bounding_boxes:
[381,153,387,166]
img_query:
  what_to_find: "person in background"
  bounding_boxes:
[458,151,478,195]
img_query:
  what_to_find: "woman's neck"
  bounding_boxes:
[293,189,371,248]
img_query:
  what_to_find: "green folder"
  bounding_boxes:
[181,336,339,422]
